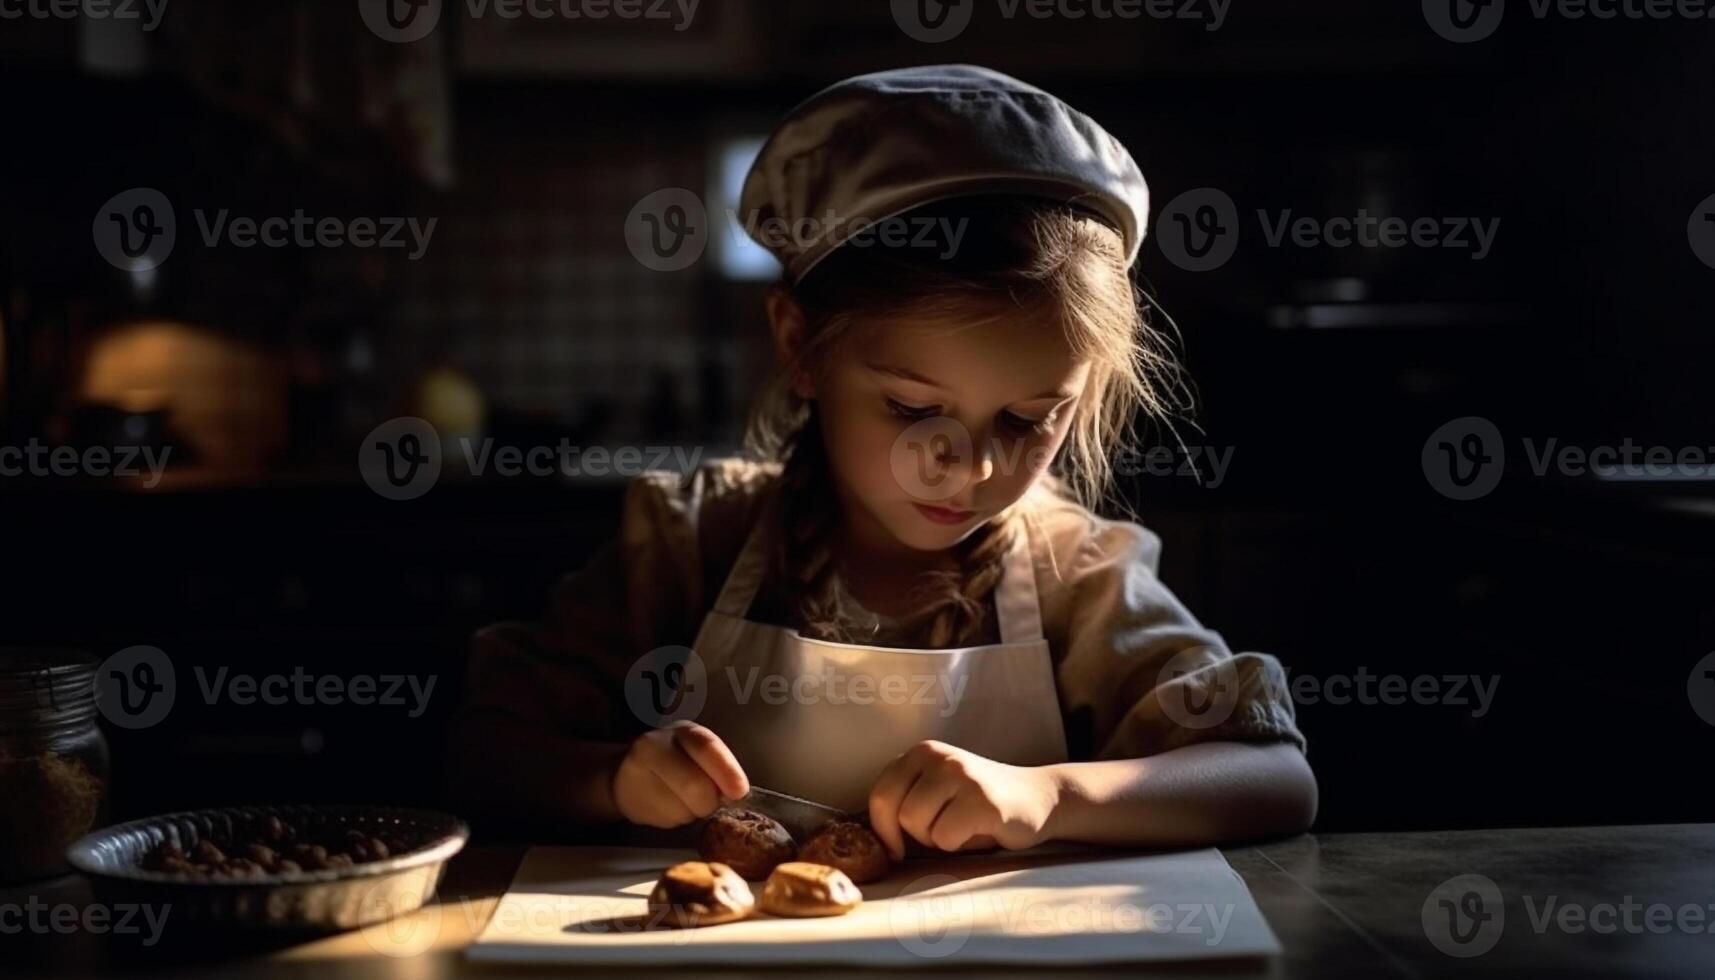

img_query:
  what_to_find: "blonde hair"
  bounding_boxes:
[743,195,1187,648]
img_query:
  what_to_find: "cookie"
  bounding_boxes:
[648,861,755,928]
[698,807,797,881]
[798,819,891,884]
[759,861,863,917]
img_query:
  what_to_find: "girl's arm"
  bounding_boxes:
[867,739,1315,858]
[1041,741,1317,847]
[867,517,1320,858]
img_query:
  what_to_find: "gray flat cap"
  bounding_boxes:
[739,64,1150,283]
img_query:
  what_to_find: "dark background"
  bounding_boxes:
[2,1,1712,836]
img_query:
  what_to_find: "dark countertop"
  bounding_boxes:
[7,823,1714,978]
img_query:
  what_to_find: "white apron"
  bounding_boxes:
[691,487,1070,814]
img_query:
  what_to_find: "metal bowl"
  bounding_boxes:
[65,804,468,933]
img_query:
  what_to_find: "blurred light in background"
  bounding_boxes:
[128,267,157,299]
[409,364,487,457]
[712,135,777,282]
[81,321,287,476]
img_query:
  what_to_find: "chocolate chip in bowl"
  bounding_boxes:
[65,804,468,934]
[135,815,408,880]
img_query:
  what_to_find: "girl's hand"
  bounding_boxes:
[611,721,750,828]
[867,740,1061,860]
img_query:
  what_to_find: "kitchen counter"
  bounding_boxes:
[8,823,1714,978]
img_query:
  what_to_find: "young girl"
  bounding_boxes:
[450,65,1314,858]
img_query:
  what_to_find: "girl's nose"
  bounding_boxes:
[940,425,995,488]
[970,438,996,485]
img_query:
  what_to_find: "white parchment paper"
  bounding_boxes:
[469,844,1280,966]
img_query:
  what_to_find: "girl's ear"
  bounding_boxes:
[764,284,816,399]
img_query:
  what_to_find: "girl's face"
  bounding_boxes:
[810,311,1089,554]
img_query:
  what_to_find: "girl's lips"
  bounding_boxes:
[913,502,976,525]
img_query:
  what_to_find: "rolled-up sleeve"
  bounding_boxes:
[1053,519,1305,761]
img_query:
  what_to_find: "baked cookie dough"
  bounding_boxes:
[798,819,891,884]
[697,807,797,881]
[647,861,756,927]
[759,861,863,918]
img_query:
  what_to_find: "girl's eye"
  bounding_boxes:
[887,399,1057,434]
[1001,411,1056,435]
[886,398,940,421]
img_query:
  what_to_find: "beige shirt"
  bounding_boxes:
[458,457,1305,763]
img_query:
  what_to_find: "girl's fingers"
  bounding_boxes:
[896,768,965,850]
[928,791,992,852]
[640,767,698,827]
[616,754,696,828]
[637,729,723,817]
[868,752,931,861]
[669,722,750,801]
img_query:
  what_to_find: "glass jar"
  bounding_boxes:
[0,650,111,883]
